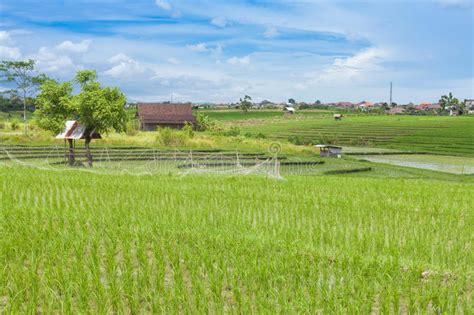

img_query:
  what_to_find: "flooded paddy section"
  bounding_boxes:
[356,154,474,174]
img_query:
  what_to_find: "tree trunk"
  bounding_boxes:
[23,90,27,135]
[67,139,75,166]
[85,135,93,167]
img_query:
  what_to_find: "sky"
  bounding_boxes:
[0,0,473,104]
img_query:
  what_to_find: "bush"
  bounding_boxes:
[11,118,20,130]
[125,119,140,136]
[256,132,266,139]
[224,126,240,137]
[0,121,5,130]
[156,128,186,147]
[182,122,194,138]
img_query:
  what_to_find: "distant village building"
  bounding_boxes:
[389,107,406,115]
[315,144,342,157]
[415,103,441,111]
[465,99,474,115]
[137,103,196,131]
[336,102,354,108]
[358,101,374,110]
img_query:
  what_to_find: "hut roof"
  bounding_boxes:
[315,144,342,149]
[55,120,101,140]
[137,103,196,124]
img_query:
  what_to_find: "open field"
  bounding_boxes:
[237,115,474,156]
[200,109,334,121]
[0,166,473,313]
[357,154,474,174]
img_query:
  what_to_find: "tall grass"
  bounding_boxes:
[0,166,472,313]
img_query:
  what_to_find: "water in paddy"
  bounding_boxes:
[357,154,474,174]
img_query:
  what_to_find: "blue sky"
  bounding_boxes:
[0,0,473,103]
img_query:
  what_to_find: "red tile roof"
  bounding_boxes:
[137,103,196,124]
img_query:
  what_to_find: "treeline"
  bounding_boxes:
[0,95,36,112]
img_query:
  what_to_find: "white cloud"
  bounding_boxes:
[0,46,21,59]
[104,53,145,78]
[0,31,13,45]
[0,31,21,59]
[167,57,181,64]
[263,26,279,39]
[211,16,228,28]
[155,0,172,10]
[32,47,77,73]
[226,55,250,66]
[186,43,208,52]
[316,47,389,83]
[108,53,132,64]
[56,39,91,53]
[439,0,472,8]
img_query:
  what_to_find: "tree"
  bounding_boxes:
[74,71,127,166]
[239,95,252,113]
[0,59,47,134]
[315,100,321,105]
[35,70,127,167]
[439,92,459,114]
[35,79,76,165]
[288,98,296,105]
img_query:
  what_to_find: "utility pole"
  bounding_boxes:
[389,81,393,107]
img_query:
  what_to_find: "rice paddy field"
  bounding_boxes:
[238,114,474,156]
[0,166,473,313]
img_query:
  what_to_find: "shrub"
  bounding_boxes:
[126,119,140,136]
[156,128,186,147]
[256,133,266,139]
[11,118,20,130]
[288,135,303,145]
[224,126,240,137]
[0,121,5,130]
[182,122,194,139]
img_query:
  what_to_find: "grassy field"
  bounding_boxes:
[200,109,334,121]
[237,114,474,156]
[0,166,472,313]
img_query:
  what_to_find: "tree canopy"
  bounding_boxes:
[239,95,252,113]
[35,70,127,135]
[0,59,47,133]
[35,70,127,166]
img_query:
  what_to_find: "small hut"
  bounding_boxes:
[137,103,196,130]
[55,120,101,165]
[284,106,295,115]
[315,144,342,157]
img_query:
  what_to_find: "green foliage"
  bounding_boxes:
[125,119,140,136]
[75,81,127,134]
[439,92,459,114]
[10,118,20,130]
[239,95,252,113]
[156,127,186,147]
[288,98,296,105]
[34,79,74,134]
[34,70,128,135]
[195,112,211,131]
[223,126,240,136]
[75,70,97,87]
[182,122,195,138]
